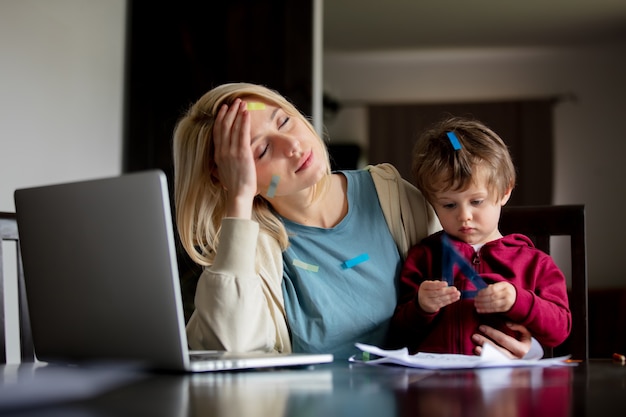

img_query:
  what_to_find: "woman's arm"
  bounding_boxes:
[185,218,291,353]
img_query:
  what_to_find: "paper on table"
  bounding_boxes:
[350,342,576,369]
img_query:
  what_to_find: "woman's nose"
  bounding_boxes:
[282,137,302,157]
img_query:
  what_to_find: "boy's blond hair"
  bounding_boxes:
[411,116,516,204]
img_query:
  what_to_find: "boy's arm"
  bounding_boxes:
[500,255,572,347]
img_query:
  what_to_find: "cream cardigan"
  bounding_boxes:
[185,163,441,353]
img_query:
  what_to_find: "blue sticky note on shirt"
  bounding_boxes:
[342,253,370,269]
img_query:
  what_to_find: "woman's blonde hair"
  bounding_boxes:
[411,116,516,204]
[172,83,331,266]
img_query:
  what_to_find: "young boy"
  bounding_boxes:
[390,116,571,355]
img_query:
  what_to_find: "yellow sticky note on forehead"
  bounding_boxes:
[247,102,266,110]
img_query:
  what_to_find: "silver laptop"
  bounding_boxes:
[14,170,333,372]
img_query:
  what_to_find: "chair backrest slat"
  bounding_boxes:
[500,204,588,361]
[0,212,35,364]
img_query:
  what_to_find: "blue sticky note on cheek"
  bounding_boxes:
[267,175,280,198]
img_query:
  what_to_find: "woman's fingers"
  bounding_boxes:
[212,99,256,197]
[471,324,531,359]
[214,99,244,158]
[230,100,249,154]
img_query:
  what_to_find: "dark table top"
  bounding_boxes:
[2,359,625,416]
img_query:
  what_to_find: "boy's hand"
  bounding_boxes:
[418,280,460,313]
[474,281,516,313]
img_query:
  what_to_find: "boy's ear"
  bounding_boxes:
[500,186,513,206]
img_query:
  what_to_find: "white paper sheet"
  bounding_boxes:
[350,342,576,369]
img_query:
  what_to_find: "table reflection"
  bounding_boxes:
[189,368,333,417]
[9,360,625,417]
[187,364,573,417]
[395,366,573,417]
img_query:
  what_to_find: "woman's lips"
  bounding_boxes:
[296,150,313,172]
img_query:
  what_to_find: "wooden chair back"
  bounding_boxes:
[499,204,588,361]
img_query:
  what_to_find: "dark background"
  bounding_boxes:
[122,0,313,319]
[123,0,313,179]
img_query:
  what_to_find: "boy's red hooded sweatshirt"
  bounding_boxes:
[391,231,572,355]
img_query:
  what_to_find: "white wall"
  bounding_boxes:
[324,43,626,289]
[0,0,126,363]
[0,0,126,211]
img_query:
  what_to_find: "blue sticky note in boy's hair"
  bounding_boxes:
[446,131,462,150]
